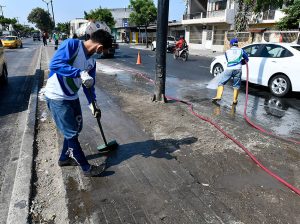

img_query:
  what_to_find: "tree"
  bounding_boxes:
[84,8,115,28]
[27,7,54,32]
[129,0,157,47]
[277,0,300,29]
[0,16,17,30]
[234,0,253,32]
[234,0,294,31]
[56,22,70,35]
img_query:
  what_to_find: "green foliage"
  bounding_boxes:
[0,16,17,26]
[27,7,54,32]
[129,0,157,27]
[234,0,254,31]
[56,22,70,35]
[84,8,115,28]
[254,0,294,13]
[277,0,300,29]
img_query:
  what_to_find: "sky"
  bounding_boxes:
[2,0,185,26]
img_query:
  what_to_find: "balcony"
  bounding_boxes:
[182,9,235,25]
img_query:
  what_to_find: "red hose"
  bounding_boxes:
[135,69,300,196]
[105,63,300,195]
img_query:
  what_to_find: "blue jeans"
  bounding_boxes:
[46,98,82,140]
[218,69,242,89]
[46,98,90,171]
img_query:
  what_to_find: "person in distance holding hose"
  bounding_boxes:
[44,22,112,177]
[212,38,249,104]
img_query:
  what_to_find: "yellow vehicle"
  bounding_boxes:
[0,40,8,85]
[1,36,23,48]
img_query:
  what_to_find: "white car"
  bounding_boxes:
[210,43,300,97]
[151,36,176,51]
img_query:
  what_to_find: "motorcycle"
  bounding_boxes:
[173,45,189,61]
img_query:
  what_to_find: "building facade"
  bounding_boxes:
[182,0,289,52]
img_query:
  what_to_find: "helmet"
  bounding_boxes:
[230,38,238,46]
[85,21,111,35]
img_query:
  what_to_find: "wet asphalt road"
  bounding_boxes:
[103,45,300,140]
[0,38,41,221]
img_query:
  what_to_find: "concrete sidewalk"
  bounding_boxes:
[119,43,223,58]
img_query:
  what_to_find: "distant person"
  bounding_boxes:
[212,38,249,104]
[44,23,113,177]
[52,32,59,50]
[175,35,186,56]
[42,32,48,46]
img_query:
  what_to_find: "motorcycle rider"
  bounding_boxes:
[212,38,249,104]
[175,35,186,57]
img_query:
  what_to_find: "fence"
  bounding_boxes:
[224,30,300,50]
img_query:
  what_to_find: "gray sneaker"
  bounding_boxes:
[83,164,106,177]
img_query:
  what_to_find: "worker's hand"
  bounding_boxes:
[80,71,94,88]
[89,101,101,118]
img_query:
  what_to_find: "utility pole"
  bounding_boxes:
[42,0,50,14]
[0,5,6,17]
[14,17,19,23]
[50,0,55,27]
[152,0,169,102]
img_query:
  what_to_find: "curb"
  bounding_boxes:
[6,46,42,224]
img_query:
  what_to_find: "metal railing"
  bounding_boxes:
[183,10,226,20]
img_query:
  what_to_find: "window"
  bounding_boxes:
[213,29,226,45]
[243,44,260,57]
[291,46,300,52]
[214,0,227,11]
[260,44,293,58]
[190,26,203,44]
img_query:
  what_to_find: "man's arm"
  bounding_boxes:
[242,49,249,62]
[82,63,96,104]
[49,39,81,78]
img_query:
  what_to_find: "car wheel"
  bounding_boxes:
[213,63,223,77]
[0,66,8,85]
[269,74,291,97]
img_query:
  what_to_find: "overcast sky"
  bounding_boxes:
[2,0,185,26]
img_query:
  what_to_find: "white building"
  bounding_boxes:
[182,0,287,52]
[70,18,89,38]
[182,0,236,52]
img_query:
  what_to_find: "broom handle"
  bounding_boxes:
[88,88,108,146]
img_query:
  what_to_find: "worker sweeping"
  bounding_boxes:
[212,38,249,104]
[44,21,113,177]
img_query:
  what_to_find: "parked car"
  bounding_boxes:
[102,36,119,58]
[0,39,8,85]
[151,36,176,52]
[210,43,300,97]
[1,36,23,48]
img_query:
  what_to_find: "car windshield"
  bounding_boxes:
[291,46,300,51]
[167,37,175,41]
[3,37,16,41]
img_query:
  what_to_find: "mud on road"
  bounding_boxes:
[30,56,300,223]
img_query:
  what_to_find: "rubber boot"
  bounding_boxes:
[212,86,224,102]
[233,89,239,104]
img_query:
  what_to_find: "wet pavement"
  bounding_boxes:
[103,46,300,140]
[35,43,300,223]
